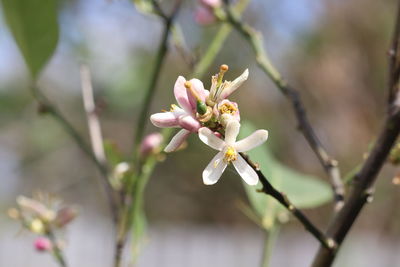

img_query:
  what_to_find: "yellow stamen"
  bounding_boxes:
[217,64,229,86]
[220,64,229,72]
[218,102,238,115]
[184,81,201,101]
[169,104,178,111]
[224,146,237,163]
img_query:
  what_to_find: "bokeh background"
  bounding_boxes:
[1,0,400,266]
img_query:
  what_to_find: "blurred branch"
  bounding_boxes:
[80,64,107,165]
[241,153,336,251]
[192,0,249,78]
[312,2,400,266]
[223,3,345,211]
[31,86,118,222]
[47,230,67,267]
[133,0,181,156]
[261,225,280,267]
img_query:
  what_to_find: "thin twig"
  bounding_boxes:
[32,86,118,222]
[133,1,181,155]
[115,3,181,266]
[224,4,345,210]
[80,64,107,165]
[241,153,336,251]
[47,231,67,267]
[312,2,400,266]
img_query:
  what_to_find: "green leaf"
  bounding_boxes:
[239,122,333,228]
[1,0,59,79]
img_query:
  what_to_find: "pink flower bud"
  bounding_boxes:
[34,237,52,252]
[140,133,164,156]
[194,6,216,25]
[199,0,221,8]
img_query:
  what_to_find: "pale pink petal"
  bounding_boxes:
[164,129,190,152]
[219,69,249,100]
[178,115,201,132]
[232,154,259,185]
[234,130,268,152]
[174,76,193,113]
[150,112,180,128]
[187,78,207,109]
[198,127,225,151]
[225,120,240,145]
[202,152,227,185]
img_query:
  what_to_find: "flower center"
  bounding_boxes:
[218,102,237,115]
[224,146,237,163]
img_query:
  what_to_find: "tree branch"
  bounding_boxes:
[224,4,344,210]
[32,86,118,222]
[241,153,336,251]
[312,2,400,266]
[133,1,181,154]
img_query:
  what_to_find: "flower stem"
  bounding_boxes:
[32,86,118,222]
[47,231,67,267]
[261,226,280,267]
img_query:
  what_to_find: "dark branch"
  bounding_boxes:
[312,2,400,266]
[224,4,345,210]
[240,153,336,251]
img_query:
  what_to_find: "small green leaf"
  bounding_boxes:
[239,122,333,227]
[1,0,59,79]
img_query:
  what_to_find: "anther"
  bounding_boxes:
[220,64,229,72]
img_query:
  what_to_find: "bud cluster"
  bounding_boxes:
[8,192,78,252]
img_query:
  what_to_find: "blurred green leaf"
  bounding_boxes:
[132,0,154,15]
[1,0,59,79]
[240,122,333,228]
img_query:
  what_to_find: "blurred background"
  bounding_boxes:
[1,0,400,266]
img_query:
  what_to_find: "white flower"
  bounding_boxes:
[198,120,268,185]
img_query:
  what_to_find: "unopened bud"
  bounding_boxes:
[199,0,221,8]
[194,6,216,25]
[30,219,45,234]
[140,133,164,156]
[34,237,52,252]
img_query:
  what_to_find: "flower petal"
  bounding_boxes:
[178,115,201,132]
[234,130,268,152]
[174,76,193,113]
[198,127,225,151]
[150,112,180,128]
[164,129,190,153]
[187,78,207,109]
[232,154,259,185]
[202,152,227,185]
[219,69,249,100]
[225,120,240,145]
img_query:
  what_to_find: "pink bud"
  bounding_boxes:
[34,237,52,252]
[199,0,221,8]
[194,6,216,25]
[140,133,164,156]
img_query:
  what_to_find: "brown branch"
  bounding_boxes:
[241,153,337,251]
[224,4,345,210]
[312,2,400,266]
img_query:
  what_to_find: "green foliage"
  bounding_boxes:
[1,0,59,79]
[132,0,154,15]
[240,122,333,229]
